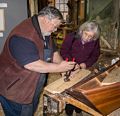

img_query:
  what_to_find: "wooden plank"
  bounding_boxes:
[44,69,91,94]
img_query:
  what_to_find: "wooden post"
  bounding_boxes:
[29,0,35,16]
[113,0,119,49]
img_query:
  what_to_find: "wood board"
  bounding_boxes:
[44,69,91,94]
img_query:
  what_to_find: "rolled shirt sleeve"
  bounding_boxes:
[9,36,40,66]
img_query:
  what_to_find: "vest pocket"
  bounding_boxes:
[7,78,20,90]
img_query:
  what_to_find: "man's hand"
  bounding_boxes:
[58,61,76,72]
[61,63,80,78]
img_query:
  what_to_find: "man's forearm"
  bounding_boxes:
[24,59,76,73]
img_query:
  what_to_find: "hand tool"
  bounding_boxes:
[64,58,76,82]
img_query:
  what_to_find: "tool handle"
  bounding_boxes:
[72,58,75,62]
[64,58,76,82]
[65,58,69,62]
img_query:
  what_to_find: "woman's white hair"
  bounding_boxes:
[78,21,101,40]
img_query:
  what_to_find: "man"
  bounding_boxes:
[0,6,76,116]
[60,21,101,116]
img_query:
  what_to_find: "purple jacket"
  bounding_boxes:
[60,32,100,68]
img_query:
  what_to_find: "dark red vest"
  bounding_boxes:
[0,18,52,104]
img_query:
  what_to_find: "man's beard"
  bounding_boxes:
[43,32,51,36]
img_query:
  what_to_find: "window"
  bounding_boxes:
[55,0,68,21]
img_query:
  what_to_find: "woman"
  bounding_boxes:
[60,21,101,116]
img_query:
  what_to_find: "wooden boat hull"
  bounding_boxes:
[66,61,120,115]
[66,82,120,115]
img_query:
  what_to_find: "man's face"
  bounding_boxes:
[43,17,62,35]
[82,31,95,43]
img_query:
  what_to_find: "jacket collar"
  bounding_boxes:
[31,14,43,40]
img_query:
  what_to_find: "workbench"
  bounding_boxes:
[43,61,120,116]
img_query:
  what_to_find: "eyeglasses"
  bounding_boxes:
[82,31,95,41]
[50,22,61,32]
[45,17,62,32]
[83,31,94,39]
[48,18,61,30]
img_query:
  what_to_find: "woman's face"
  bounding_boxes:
[82,31,95,43]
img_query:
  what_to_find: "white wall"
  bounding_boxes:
[0,0,28,53]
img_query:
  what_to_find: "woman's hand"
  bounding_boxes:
[79,63,86,69]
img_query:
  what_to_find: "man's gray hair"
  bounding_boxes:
[38,6,63,22]
[78,21,101,40]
